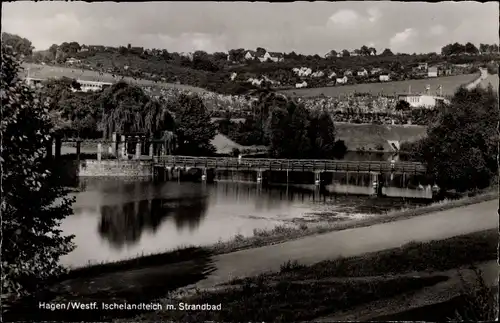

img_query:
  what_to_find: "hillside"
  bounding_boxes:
[20,63,208,93]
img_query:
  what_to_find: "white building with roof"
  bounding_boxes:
[397,93,450,109]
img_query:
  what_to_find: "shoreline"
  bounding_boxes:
[61,189,498,278]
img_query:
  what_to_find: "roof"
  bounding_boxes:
[269,52,284,57]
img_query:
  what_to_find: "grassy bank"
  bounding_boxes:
[68,190,497,277]
[133,229,497,322]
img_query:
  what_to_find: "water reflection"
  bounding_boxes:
[98,196,208,250]
[62,179,430,267]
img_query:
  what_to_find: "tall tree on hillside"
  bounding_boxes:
[228,48,246,62]
[256,47,267,57]
[1,44,75,302]
[380,48,394,56]
[213,52,228,61]
[342,49,350,57]
[465,42,479,55]
[326,50,338,58]
[360,45,370,56]
[172,94,217,156]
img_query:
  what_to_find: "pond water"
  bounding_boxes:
[60,178,431,268]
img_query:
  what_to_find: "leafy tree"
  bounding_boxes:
[173,94,217,156]
[213,52,228,61]
[395,100,411,111]
[360,45,370,56]
[228,48,246,62]
[368,47,377,56]
[408,85,499,191]
[100,81,171,138]
[1,45,75,302]
[326,50,338,58]
[1,33,34,57]
[256,47,267,57]
[342,49,350,57]
[268,101,311,158]
[48,44,59,58]
[465,42,479,55]
[307,111,337,158]
[380,48,394,56]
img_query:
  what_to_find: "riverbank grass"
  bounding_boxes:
[134,229,497,322]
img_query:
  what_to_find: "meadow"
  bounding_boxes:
[280,73,479,98]
[335,123,428,151]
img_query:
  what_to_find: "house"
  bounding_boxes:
[344,69,353,76]
[269,52,284,62]
[428,66,438,78]
[73,80,113,93]
[417,63,428,70]
[293,67,312,77]
[259,51,283,62]
[397,93,450,109]
[295,81,308,88]
[369,49,376,56]
[357,68,369,77]
[311,71,325,78]
[336,76,348,84]
[66,57,81,65]
[379,74,391,82]
[328,71,337,79]
[244,50,256,60]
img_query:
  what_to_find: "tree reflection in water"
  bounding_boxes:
[98,196,208,250]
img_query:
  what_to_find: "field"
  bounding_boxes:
[280,73,479,98]
[20,63,207,93]
[335,123,428,151]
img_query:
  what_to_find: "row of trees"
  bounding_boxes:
[441,42,499,56]
[43,78,218,156]
[216,91,347,159]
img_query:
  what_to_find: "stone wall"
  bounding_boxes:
[79,160,153,177]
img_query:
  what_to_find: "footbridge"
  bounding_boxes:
[153,156,426,174]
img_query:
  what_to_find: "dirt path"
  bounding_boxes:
[189,199,497,290]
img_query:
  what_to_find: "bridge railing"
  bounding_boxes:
[153,156,427,174]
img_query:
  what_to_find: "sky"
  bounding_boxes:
[2,1,499,55]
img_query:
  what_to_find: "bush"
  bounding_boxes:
[1,45,75,302]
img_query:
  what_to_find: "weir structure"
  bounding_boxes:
[53,134,433,198]
[152,156,430,198]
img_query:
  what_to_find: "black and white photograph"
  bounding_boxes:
[1,1,499,322]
